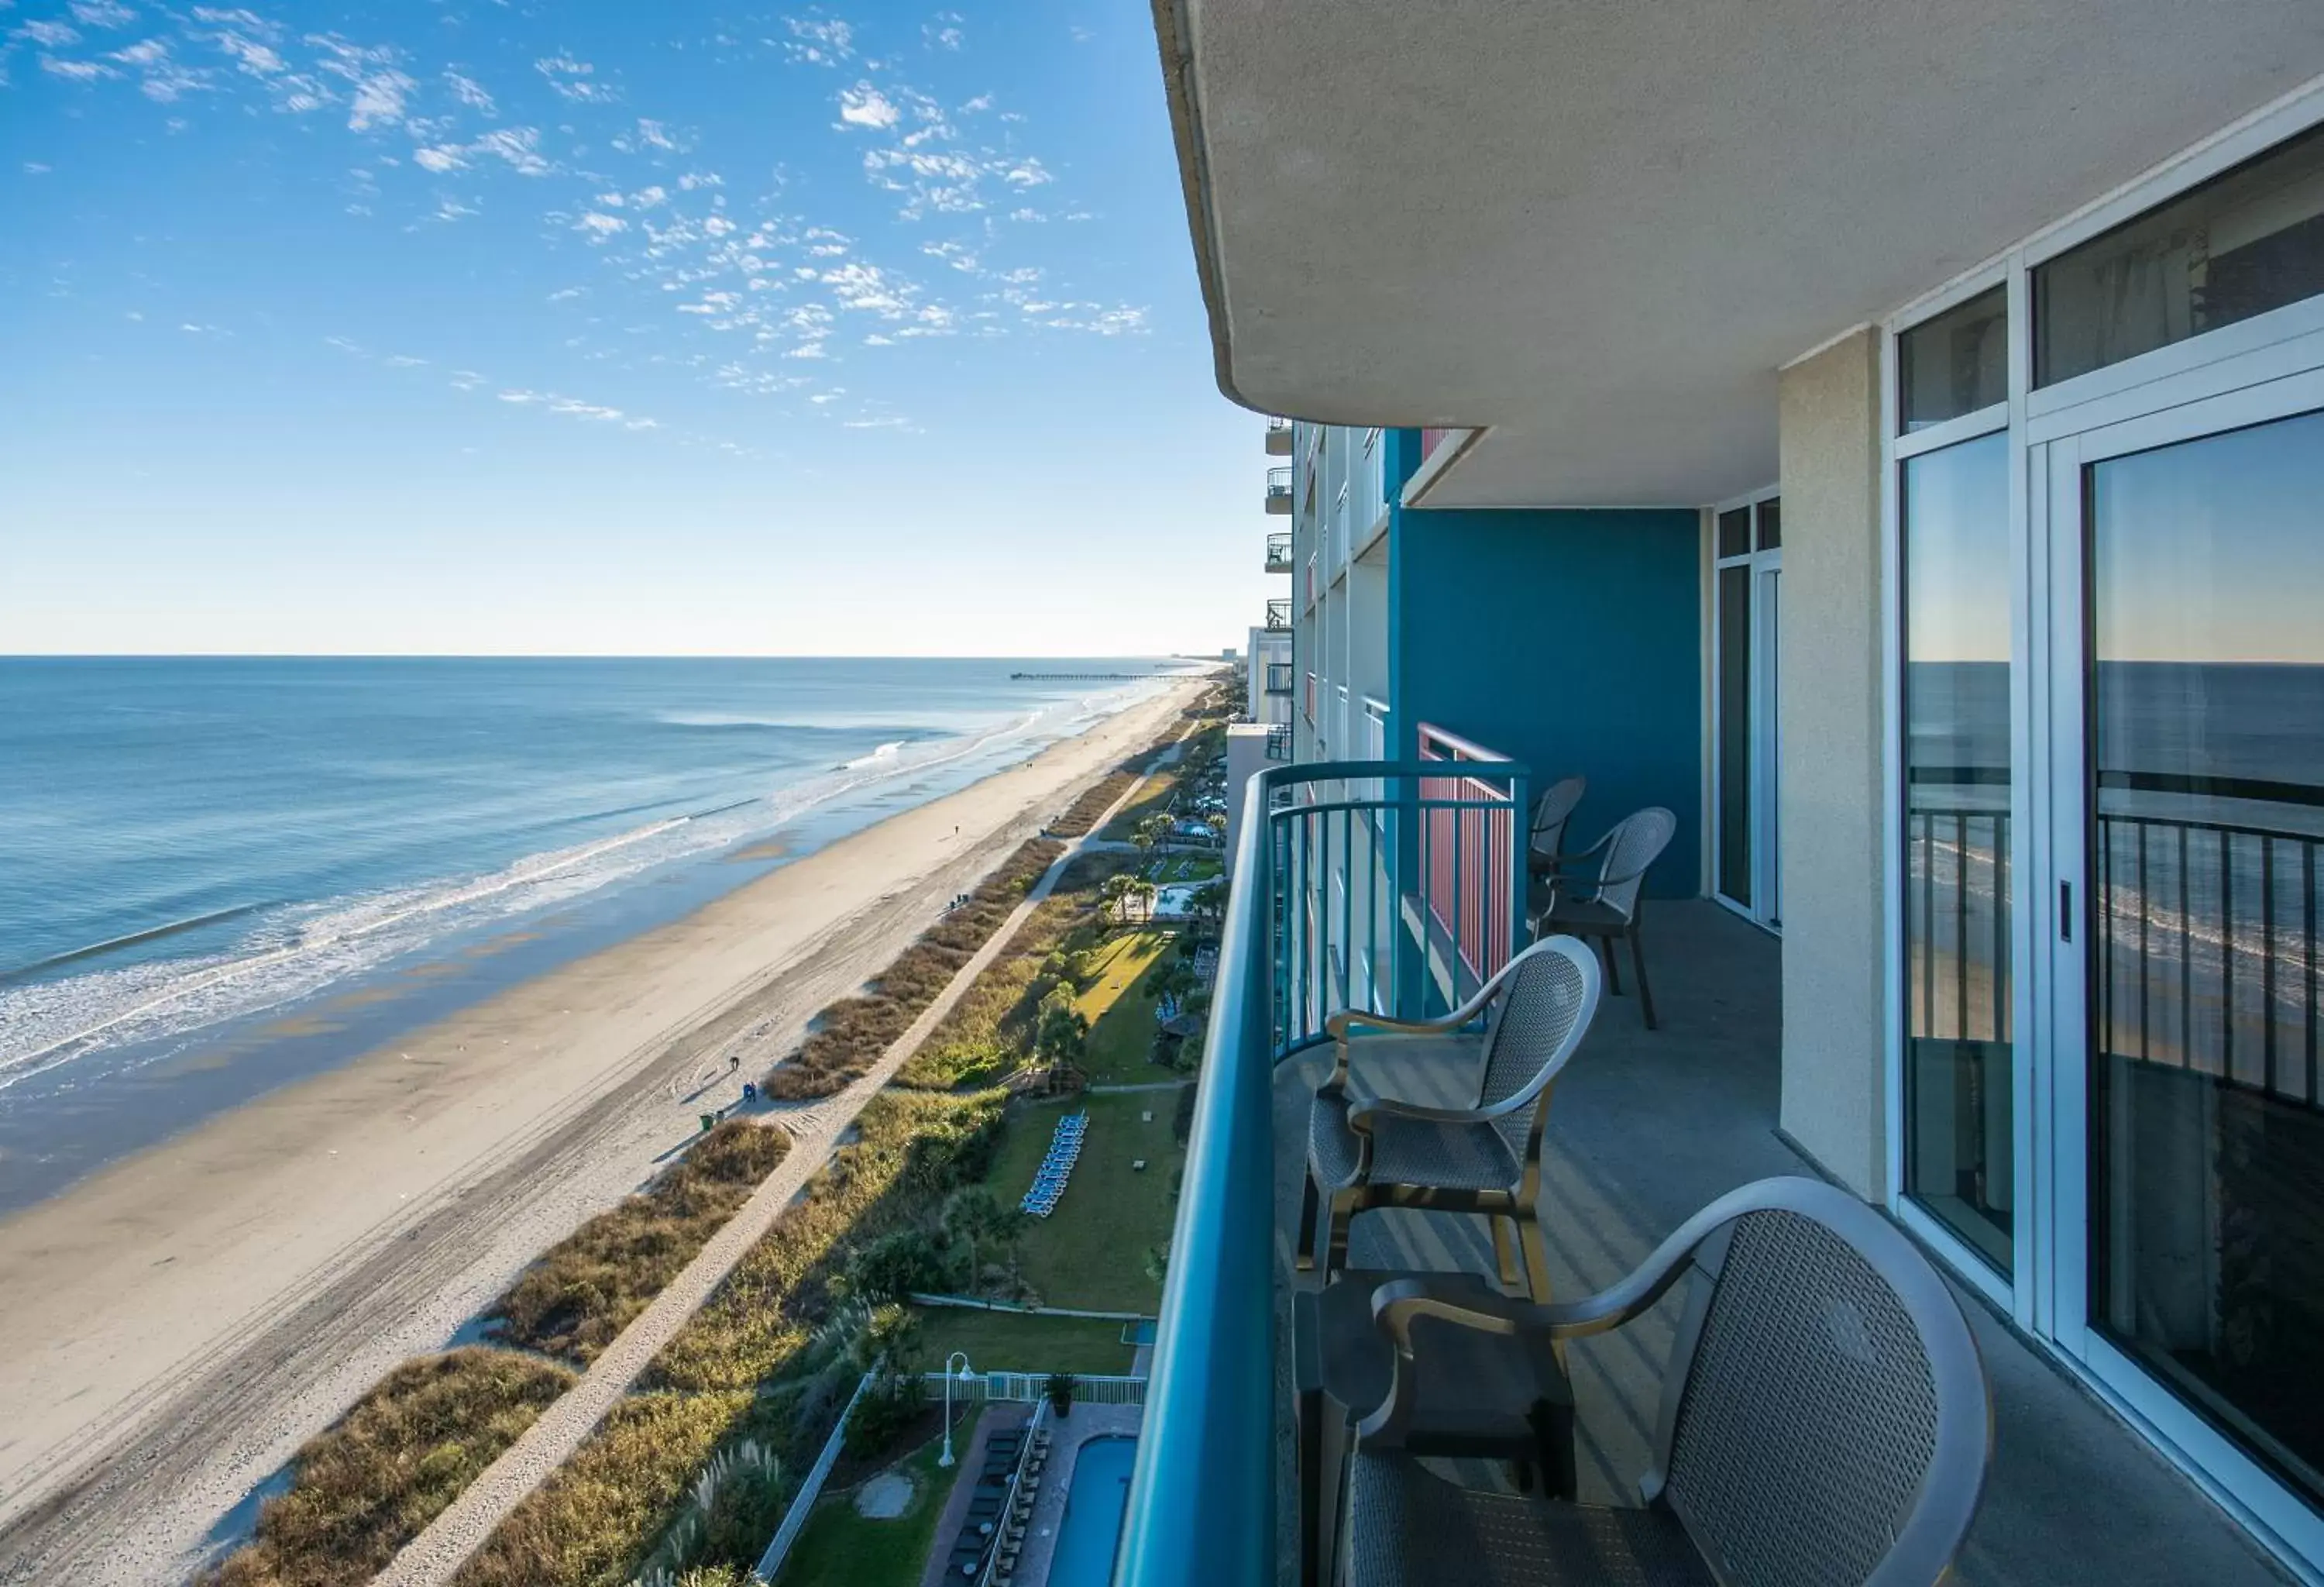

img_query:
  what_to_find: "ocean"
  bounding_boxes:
[0,656,1186,1209]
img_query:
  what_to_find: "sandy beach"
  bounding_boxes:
[0,677,1202,1586]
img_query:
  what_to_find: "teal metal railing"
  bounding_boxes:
[1116,756,1528,1587]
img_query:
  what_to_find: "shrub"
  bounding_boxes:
[766,840,1063,1100]
[490,1122,789,1365]
[842,1227,954,1303]
[205,1349,576,1587]
[841,1374,929,1461]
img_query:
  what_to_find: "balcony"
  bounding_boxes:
[1266,416,1293,456]
[1118,754,2290,1587]
[1263,662,1292,695]
[1263,597,1290,631]
[1265,466,1293,515]
[1264,531,1293,573]
[1264,723,1291,761]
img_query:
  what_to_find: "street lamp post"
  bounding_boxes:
[938,1351,975,1468]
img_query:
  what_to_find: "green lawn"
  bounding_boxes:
[1073,930,1174,1083]
[985,1090,1187,1310]
[1099,767,1184,842]
[1146,852,1223,884]
[909,1306,1136,1375]
[777,1413,978,1587]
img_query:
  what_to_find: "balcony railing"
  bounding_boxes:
[1265,415,1293,456]
[1264,662,1293,695]
[1119,756,1528,1586]
[1264,531,1293,573]
[1265,466,1293,515]
[1263,597,1291,631]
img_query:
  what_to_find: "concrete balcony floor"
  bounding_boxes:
[1269,901,2295,1586]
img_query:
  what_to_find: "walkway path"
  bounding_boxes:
[373,735,1190,1587]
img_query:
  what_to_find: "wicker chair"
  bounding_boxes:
[1299,937,1603,1301]
[1529,805,1676,1029]
[1341,1177,1992,1587]
[1528,775,1587,874]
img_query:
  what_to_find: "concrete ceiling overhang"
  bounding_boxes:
[1150,0,2324,508]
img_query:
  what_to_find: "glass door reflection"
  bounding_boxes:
[2084,405,2324,1502]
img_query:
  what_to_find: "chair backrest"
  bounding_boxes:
[1473,937,1600,1161]
[1593,806,1676,920]
[1530,775,1586,859]
[1652,1181,1990,1587]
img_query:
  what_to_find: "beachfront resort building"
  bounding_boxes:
[1121,9,2324,1587]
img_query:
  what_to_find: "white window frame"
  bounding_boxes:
[1876,77,2324,1578]
[1708,484,1784,934]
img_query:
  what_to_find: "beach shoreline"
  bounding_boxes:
[0,676,1202,1586]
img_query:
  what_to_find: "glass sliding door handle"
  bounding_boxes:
[2058,881,2072,943]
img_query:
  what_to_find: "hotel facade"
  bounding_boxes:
[1127,9,2324,1586]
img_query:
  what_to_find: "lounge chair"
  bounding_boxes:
[1300,936,1603,1300]
[1528,806,1676,1030]
[1340,1177,1992,1587]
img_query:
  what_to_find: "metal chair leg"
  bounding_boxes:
[1323,1193,1356,1282]
[1489,1213,1522,1293]
[1598,932,1623,996]
[1297,1167,1322,1272]
[1518,1210,1556,1304]
[1629,924,1658,1030]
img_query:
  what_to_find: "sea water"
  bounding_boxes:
[0,656,1185,1207]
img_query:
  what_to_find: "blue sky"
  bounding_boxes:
[0,1,1265,656]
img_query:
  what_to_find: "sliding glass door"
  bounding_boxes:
[2044,377,2324,1534]
[1714,494,1782,929]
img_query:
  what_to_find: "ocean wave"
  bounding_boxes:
[0,693,1119,1088]
[842,739,909,770]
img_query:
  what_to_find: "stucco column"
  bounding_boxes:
[1776,328,1886,1198]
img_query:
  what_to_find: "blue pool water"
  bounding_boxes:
[1050,1436,1137,1587]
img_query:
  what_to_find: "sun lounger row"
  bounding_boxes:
[990,1429,1055,1585]
[1019,1111,1089,1217]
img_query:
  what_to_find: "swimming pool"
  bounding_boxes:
[1049,1436,1137,1587]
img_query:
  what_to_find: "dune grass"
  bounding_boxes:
[765,838,1064,1100]
[449,1389,758,1587]
[451,1090,1008,1586]
[205,1349,576,1587]
[490,1122,792,1365]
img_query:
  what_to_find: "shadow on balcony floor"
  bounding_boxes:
[1270,900,2292,1586]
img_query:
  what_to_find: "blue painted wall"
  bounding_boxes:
[1387,490,1703,899]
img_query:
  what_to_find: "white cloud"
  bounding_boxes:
[923,13,964,50]
[306,34,412,132]
[1001,158,1051,188]
[413,144,466,173]
[782,15,853,66]
[676,170,720,190]
[631,184,668,208]
[633,118,679,151]
[836,82,897,129]
[536,52,610,103]
[548,286,586,301]
[471,127,552,176]
[443,70,493,113]
[385,353,427,367]
[23,161,53,173]
[40,54,118,81]
[497,389,538,403]
[575,210,627,237]
[958,93,992,113]
[17,19,79,45]
[69,0,136,26]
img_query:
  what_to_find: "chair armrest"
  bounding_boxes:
[1325,1007,1469,1042]
[1345,1076,1518,1131]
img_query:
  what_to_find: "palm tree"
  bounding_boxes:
[942,1186,1022,1297]
[1100,872,1136,924]
[1035,985,1088,1085]
[1130,878,1159,924]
